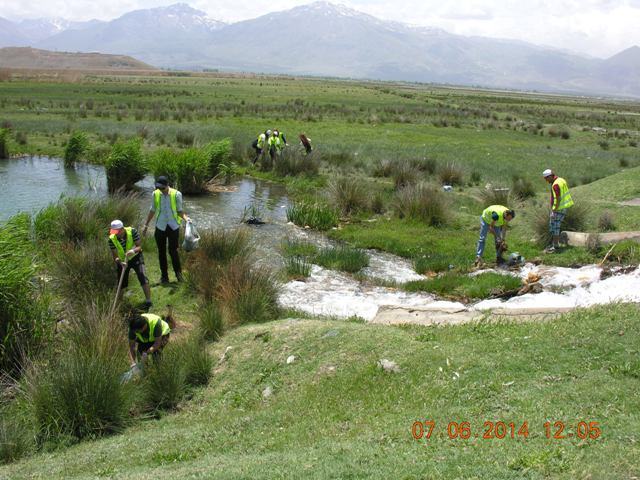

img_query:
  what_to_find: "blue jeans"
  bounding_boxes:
[476,218,502,258]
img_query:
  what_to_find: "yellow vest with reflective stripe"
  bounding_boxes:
[109,227,134,262]
[136,313,171,343]
[482,205,509,226]
[153,188,181,225]
[552,177,574,210]
[257,133,267,149]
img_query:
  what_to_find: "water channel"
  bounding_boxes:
[2,156,639,321]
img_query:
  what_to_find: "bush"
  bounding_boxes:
[438,162,465,186]
[63,131,88,168]
[286,202,338,231]
[597,210,616,232]
[217,258,280,326]
[274,148,319,177]
[141,351,186,411]
[394,183,448,226]
[0,128,9,159]
[105,139,146,192]
[326,177,368,216]
[198,301,224,341]
[179,333,213,387]
[0,214,54,374]
[203,138,233,176]
[314,245,369,273]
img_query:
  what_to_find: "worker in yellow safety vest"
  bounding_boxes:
[475,205,516,267]
[109,219,152,308]
[542,169,574,253]
[128,313,171,367]
[252,129,271,164]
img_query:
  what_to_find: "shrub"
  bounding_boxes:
[394,183,448,226]
[0,128,9,159]
[438,162,465,186]
[105,138,146,192]
[141,351,186,411]
[326,177,368,216]
[597,210,616,232]
[286,202,338,231]
[217,258,280,326]
[63,131,88,168]
[274,148,319,177]
[203,138,233,176]
[314,245,369,273]
[148,147,210,194]
[198,300,224,341]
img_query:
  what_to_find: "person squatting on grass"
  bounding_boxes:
[108,219,152,308]
[143,176,190,284]
[252,129,271,164]
[542,168,574,253]
[128,313,171,368]
[475,205,516,267]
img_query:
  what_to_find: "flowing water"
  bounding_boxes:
[2,156,638,322]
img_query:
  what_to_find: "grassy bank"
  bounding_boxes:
[1,304,638,478]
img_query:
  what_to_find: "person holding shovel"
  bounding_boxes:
[108,219,152,309]
[475,205,516,267]
[128,313,171,368]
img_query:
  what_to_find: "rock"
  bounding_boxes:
[377,359,401,374]
[262,386,273,399]
[286,355,296,364]
[443,185,453,192]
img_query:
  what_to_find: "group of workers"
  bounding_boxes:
[251,130,313,165]
[475,168,574,266]
[108,175,189,368]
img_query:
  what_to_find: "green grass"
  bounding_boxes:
[314,245,370,273]
[2,304,639,478]
[404,272,523,300]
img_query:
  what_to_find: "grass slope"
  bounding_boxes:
[2,304,639,479]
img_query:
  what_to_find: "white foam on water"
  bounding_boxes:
[518,263,602,288]
[279,265,439,320]
[361,250,425,283]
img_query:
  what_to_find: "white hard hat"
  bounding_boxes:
[266,129,272,135]
[542,169,553,177]
[109,219,124,234]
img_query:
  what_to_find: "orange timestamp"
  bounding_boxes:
[411,420,602,442]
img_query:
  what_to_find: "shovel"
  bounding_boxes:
[109,255,129,318]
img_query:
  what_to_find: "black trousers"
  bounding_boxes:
[154,226,181,279]
[115,253,148,288]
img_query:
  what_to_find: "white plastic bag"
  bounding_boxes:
[182,220,200,251]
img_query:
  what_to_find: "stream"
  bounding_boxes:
[2,156,639,321]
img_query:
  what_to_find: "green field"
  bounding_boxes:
[2,73,640,478]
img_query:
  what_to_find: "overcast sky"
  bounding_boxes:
[3,0,640,58]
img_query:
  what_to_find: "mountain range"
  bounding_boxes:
[1,2,639,97]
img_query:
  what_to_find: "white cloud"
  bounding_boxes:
[1,0,639,57]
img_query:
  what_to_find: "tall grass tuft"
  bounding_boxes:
[141,350,186,412]
[198,301,224,341]
[0,214,54,374]
[531,202,590,246]
[179,333,213,387]
[394,183,448,226]
[217,258,280,326]
[0,413,33,464]
[148,147,210,194]
[314,245,369,273]
[63,131,88,168]
[203,138,233,176]
[326,177,368,216]
[281,238,318,257]
[284,256,312,279]
[511,175,536,200]
[391,160,419,190]
[598,210,616,232]
[479,187,511,207]
[438,162,465,186]
[274,148,319,177]
[105,138,146,192]
[286,202,338,231]
[24,304,133,443]
[0,128,10,159]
